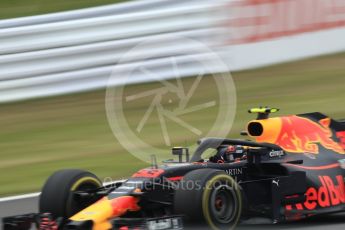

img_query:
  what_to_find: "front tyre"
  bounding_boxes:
[174,169,242,230]
[39,169,102,219]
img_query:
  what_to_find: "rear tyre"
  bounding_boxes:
[39,169,102,219]
[174,169,242,230]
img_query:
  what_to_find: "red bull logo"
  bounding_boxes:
[286,175,345,211]
[276,116,344,154]
[249,116,345,154]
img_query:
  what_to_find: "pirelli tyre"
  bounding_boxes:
[39,169,102,219]
[174,169,242,230]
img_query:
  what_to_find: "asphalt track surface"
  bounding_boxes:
[1,196,345,230]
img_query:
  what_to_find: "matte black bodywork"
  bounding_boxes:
[3,112,345,229]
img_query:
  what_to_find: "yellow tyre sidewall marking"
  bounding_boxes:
[70,177,102,191]
[202,174,242,230]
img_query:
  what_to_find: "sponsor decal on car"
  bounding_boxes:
[225,168,244,176]
[256,116,345,154]
[277,117,344,154]
[269,150,285,158]
[286,175,345,211]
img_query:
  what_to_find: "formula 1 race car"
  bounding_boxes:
[3,108,345,230]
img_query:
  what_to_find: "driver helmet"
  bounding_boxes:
[218,145,245,162]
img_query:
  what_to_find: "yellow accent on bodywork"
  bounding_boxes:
[70,197,113,230]
[70,195,140,230]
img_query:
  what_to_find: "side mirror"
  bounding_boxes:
[172,147,190,163]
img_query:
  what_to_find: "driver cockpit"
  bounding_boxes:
[209,145,247,163]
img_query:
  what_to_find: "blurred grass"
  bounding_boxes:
[0,0,128,19]
[0,52,345,196]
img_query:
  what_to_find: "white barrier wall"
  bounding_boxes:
[0,0,344,103]
[222,0,345,71]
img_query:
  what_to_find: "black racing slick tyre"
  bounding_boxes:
[39,169,102,219]
[174,169,242,230]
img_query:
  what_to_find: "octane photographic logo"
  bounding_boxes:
[105,36,236,163]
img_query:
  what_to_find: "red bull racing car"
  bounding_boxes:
[3,108,345,230]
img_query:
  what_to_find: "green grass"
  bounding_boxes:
[0,53,345,196]
[0,0,128,19]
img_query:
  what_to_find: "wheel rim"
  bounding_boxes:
[209,183,237,224]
